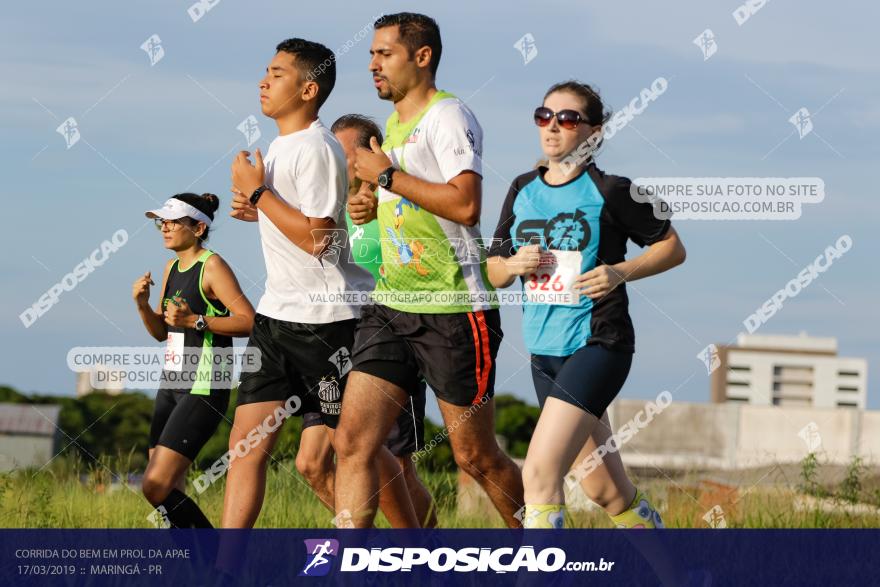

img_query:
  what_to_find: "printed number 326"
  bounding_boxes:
[526,273,564,291]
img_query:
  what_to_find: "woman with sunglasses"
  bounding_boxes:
[487,82,686,528]
[134,192,254,527]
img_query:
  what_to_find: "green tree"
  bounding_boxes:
[0,385,27,403]
[493,394,540,458]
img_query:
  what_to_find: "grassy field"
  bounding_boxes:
[0,457,488,529]
[3,454,880,528]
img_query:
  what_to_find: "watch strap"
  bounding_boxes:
[250,185,269,206]
[379,166,396,189]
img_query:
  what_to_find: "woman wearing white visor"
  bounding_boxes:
[135,192,254,527]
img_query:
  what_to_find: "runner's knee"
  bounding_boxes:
[453,445,504,478]
[295,451,331,485]
[333,424,378,461]
[141,470,175,505]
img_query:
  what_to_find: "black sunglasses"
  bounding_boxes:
[533,107,591,130]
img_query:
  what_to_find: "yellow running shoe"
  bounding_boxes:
[610,489,664,528]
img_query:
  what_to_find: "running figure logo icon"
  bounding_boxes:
[140,34,165,66]
[329,347,352,378]
[798,422,822,452]
[56,117,80,149]
[237,115,262,147]
[703,505,727,529]
[308,228,347,268]
[693,29,718,61]
[514,33,538,65]
[697,344,721,375]
[146,505,171,529]
[789,107,814,139]
[299,539,339,576]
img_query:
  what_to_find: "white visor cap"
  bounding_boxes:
[146,198,213,227]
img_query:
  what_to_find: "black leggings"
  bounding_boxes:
[530,344,633,417]
[147,389,228,529]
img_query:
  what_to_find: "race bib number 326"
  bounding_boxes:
[525,250,581,306]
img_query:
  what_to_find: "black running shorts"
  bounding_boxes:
[236,313,357,429]
[351,304,502,407]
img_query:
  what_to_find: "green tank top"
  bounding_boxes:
[160,249,231,395]
[373,90,498,313]
[345,191,384,283]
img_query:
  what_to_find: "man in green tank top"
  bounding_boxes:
[333,115,384,283]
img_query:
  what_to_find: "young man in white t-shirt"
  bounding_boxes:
[334,13,525,528]
[222,38,418,529]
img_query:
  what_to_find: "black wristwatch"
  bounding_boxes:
[194,315,207,332]
[250,185,269,206]
[377,166,396,190]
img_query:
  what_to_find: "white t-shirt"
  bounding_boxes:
[256,119,373,324]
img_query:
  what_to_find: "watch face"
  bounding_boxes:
[378,173,389,187]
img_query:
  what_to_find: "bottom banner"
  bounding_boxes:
[1,529,875,585]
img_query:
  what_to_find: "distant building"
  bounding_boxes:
[710,333,868,409]
[0,403,61,471]
[76,366,123,397]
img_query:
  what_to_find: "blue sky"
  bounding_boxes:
[2,1,877,422]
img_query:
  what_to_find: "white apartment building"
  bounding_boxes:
[710,333,868,409]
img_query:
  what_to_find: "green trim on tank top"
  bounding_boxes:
[190,269,227,396]
[174,248,208,273]
[190,327,214,396]
[383,90,455,173]
[196,249,228,318]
